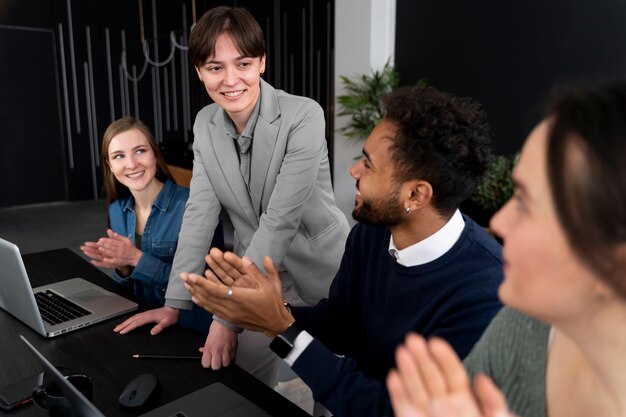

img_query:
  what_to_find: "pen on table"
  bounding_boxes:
[132,354,202,360]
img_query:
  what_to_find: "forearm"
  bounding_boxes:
[166,150,221,305]
[131,252,170,285]
[291,301,350,353]
[291,338,391,417]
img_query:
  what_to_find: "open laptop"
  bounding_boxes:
[0,238,137,337]
[20,334,106,417]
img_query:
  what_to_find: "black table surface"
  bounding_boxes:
[0,248,309,417]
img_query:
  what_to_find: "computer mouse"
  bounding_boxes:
[118,373,159,408]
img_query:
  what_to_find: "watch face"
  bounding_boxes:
[270,336,293,359]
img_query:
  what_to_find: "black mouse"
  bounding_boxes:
[118,373,159,408]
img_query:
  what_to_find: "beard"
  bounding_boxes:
[352,188,404,228]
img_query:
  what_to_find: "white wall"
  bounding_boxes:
[333,0,396,224]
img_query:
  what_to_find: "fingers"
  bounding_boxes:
[387,370,426,417]
[81,242,104,260]
[91,260,115,268]
[81,241,101,252]
[212,349,227,369]
[428,338,471,393]
[81,247,104,261]
[222,251,249,272]
[392,334,476,415]
[261,256,277,275]
[394,335,431,409]
[201,322,238,370]
[114,312,152,334]
[405,336,452,397]
[82,247,118,268]
[201,347,212,368]
[113,307,178,335]
[181,272,230,316]
[202,268,222,284]
[202,346,234,369]
[107,229,125,241]
[473,374,510,417]
[150,317,172,336]
[205,249,243,286]
[261,256,283,295]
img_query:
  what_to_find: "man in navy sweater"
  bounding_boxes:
[181,85,503,417]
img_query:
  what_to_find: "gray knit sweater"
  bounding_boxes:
[463,307,550,417]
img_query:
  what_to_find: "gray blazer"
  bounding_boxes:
[165,79,349,308]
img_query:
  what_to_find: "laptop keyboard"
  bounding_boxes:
[34,290,91,325]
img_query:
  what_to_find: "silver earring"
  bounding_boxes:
[405,207,411,214]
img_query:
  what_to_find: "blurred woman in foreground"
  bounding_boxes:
[387,80,626,417]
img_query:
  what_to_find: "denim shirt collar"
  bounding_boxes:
[121,179,177,213]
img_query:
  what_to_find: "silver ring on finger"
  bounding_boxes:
[227,286,233,300]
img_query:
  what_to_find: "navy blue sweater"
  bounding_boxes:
[291,216,503,417]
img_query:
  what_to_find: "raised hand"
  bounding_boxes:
[204,248,269,290]
[81,229,142,270]
[387,334,512,417]
[180,255,292,338]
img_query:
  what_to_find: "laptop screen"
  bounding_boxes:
[20,335,106,417]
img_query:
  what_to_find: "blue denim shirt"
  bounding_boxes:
[109,179,224,309]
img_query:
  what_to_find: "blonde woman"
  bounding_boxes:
[81,117,223,333]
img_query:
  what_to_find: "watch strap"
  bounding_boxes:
[269,322,301,358]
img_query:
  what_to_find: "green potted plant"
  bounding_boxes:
[337,60,400,142]
[463,153,519,226]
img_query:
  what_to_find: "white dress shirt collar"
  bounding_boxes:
[388,209,464,267]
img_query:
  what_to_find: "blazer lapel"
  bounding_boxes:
[250,80,280,215]
[209,111,257,225]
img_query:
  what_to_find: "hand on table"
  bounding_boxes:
[199,320,238,369]
[81,229,142,270]
[114,306,180,336]
[386,334,512,417]
[180,253,293,338]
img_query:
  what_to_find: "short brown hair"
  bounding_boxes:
[189,6,265,68]
[101,117,173,203]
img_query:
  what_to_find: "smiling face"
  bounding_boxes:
[490,121,603,324]
[106,128,160,196]
[195,33,265,132]
[349,119,405,227]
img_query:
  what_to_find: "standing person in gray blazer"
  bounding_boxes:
[114,6,349,387]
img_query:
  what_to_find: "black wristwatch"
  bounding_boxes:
[270,322,302,358]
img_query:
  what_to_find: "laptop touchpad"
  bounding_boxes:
[71,288,109,303]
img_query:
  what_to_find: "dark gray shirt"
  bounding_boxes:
[223,93,261,189]
[463,307,550,417]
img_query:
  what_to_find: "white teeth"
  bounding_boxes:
[223,91,244,97]
[126,171,144,178]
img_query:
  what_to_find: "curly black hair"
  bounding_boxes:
[383,85,494,216]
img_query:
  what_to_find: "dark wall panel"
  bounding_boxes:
[395,0,626,154]
[0,27,67,206]
[0,0,334,207]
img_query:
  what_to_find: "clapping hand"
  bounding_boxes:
[81,229,142,270]
[180,250,293,338]
[387,334,513,417]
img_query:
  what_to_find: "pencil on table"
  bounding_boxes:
[132,354,201,360]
